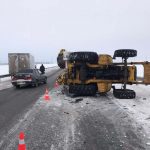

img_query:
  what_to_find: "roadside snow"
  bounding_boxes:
[0,65,9,75]
[0,77,11,82]
[112,85,150,138]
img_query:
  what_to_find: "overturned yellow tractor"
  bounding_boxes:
[57,49,150,99]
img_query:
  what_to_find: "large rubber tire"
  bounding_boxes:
[69,52,98,64]
[113,49,137,58]
[57,55,65,69]
[69,84,97,96]
[113,89,136,99]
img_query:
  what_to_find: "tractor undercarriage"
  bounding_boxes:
[57,49,150,99]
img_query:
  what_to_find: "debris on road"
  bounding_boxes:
[69,98,84,103]
[64,112,70,115]
[75,98,83,103]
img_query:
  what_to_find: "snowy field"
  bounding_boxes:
[0,65,9,75]
[0,64,57,75]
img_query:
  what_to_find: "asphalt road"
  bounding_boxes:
[0,68,62,140]
[0,69,148,150]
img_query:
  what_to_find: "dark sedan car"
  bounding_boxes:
[11,69,47,88]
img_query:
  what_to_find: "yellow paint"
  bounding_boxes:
[97,83,112,93]
[128,66,136,82]
[98,55,112,65]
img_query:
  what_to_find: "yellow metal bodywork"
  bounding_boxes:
[56,71,67,85]
[144,63,150,84]
[67,55,114,93]
[98,54,113,65]
[128,66,136,82]
[97,55,113,93]
[57,54,138,93]
[97,83,112,93]
[59,49,66,55]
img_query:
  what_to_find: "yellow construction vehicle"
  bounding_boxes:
[57,49,150,99]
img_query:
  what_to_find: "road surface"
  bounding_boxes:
[0,70,149,150]
[0,68,61,146]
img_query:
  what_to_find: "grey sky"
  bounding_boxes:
[0,0,150,62]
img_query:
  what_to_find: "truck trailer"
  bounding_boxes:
[8,53,35,75]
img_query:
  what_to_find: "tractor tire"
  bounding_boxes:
[113,89,136,99]
[69,52,98,64]
[113,49,137,58]
[57,55,65,69]
[69,84,97,96]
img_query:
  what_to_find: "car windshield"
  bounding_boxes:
[18,69,33,73]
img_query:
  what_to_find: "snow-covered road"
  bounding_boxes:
[0,85,150,150]
[112,85,150,140]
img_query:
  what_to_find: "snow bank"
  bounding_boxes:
[112,85,150,138]
[0,65,9,75]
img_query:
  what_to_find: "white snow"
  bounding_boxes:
[0,77,11,82]
[112,84,150,137]
[0,65,9,75]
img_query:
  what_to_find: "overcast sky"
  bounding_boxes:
[0,0,150,63]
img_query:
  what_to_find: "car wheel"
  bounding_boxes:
[43,78,47,84]
[15,85,20,89]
